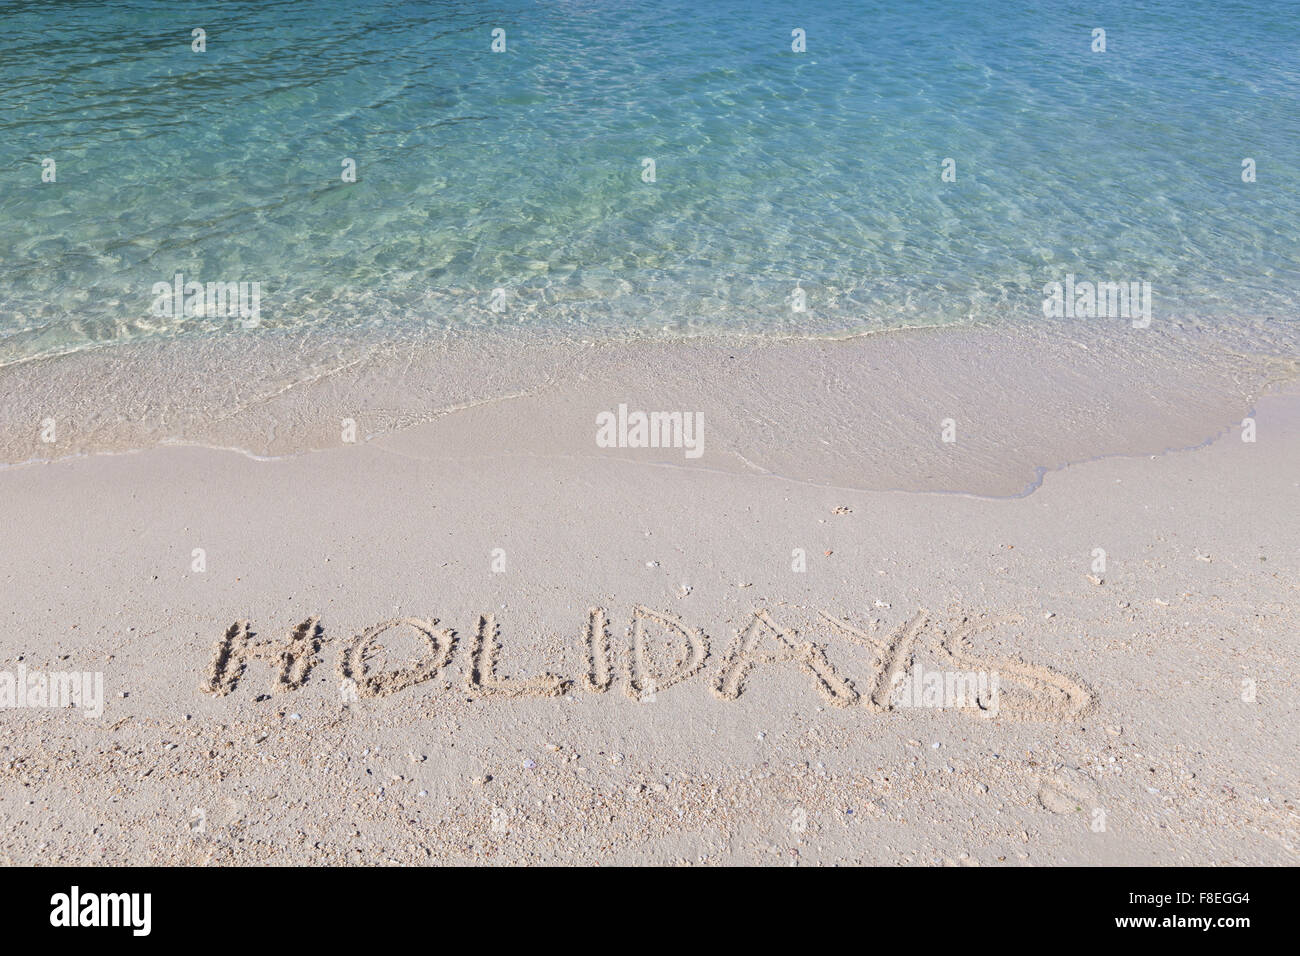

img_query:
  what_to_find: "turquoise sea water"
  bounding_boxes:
[1,0,1297,364]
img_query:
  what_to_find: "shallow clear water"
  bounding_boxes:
[1,0,1297,364]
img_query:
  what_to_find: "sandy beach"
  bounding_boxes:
[1,328,1296,866]
[2,0,1297,876]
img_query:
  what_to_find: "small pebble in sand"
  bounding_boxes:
[522,759,536,769]
[646,561,659,568]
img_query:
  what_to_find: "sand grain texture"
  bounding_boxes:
[0,355,1296,866]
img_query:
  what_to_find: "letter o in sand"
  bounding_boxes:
[337,618,454,698]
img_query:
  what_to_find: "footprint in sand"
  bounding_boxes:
[1037,766,1099,815]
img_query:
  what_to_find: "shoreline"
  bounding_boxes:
[2,317,1296,497]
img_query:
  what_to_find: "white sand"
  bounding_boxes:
[0,329,1296,865]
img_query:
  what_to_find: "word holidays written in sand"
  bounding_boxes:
[200,606,1095,722]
